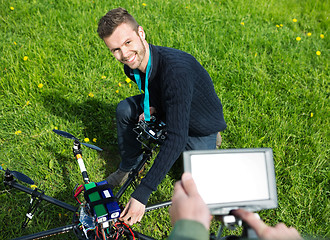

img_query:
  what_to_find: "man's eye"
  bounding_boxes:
[126,41,131,45]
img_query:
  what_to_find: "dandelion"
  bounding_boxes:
[310,113,314,117]
[307,32,312,37]
[240,22,244,26]
[320,34,324,39]
[280,24,283,27]
[31,185,37,189]
[116,89,119,93]
[26,101,30,105]
[93,138,97,143]
[88,92,94,97]
[118,83,122,87]
[255,53,258,57]
[38,83,43,88]
[101,75,106,79]
[54,126,58,130]
[84,138,89,142]
[125,78,131,83]
[129,83,132,88]
[316,51,321,56]
[296,37,301,41]
[23,56,28,61]
[142,3,147,6]
[10,6,14,10]
[276,25,280,28]
[15,130,22,135]
[293,18,297,22]
[14,41,17,45]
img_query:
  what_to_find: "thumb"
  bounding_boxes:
[181,172,199,196]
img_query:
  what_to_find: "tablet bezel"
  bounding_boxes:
[183,148,278,215]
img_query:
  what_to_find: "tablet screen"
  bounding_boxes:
[183,148,277,214]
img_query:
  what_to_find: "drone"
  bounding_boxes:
[3,125,171,240]
[3,120,260,240]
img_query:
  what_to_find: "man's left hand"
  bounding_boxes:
[119,197,146,225]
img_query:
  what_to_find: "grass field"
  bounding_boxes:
[0,0,329,239]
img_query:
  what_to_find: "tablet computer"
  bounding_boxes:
[183,148,277,215]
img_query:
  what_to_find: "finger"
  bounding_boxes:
[181,172,199,196]
[139,113,145,121]
[120,203,130,218]
[232,209,268,237]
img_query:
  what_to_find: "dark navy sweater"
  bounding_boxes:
[124,44,226,205]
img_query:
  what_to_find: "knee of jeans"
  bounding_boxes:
[116,99,134,121]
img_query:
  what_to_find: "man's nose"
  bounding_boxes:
[121,46,130,59]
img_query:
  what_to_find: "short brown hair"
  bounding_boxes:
[97,7,139,39]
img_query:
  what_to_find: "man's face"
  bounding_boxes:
[104,23,148,72]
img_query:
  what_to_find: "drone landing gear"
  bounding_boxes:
[22,188,45,228]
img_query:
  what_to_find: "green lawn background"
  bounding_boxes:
[0,0,329,239]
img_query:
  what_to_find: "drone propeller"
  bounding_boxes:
[52,129,103,151]
[0,165,35,185]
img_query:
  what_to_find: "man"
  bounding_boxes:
[97,7,226,225]
[168,173,303,240]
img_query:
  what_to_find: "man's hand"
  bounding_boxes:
[170,172,211,230]
[119,197,146,225]
[139,107,156,121]
[232,209,303,240]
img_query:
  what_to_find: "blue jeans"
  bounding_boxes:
[116,95,217,172]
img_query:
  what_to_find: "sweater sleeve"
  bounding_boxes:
[131,68,193,205]
[167,220,209,240]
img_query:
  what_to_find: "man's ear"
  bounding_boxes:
[138,26,145,39]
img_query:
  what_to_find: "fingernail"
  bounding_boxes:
[182,172,192,181]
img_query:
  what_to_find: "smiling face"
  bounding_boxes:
[103,23,149,73]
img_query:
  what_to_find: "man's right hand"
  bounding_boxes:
[139,106,156,121]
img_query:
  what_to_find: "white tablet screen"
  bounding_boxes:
[190,152,270,204]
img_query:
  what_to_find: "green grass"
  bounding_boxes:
[0,0,329,239]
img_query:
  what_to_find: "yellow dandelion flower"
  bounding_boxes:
[316,51,321,56]
[101,75,106,79]
[142,3,147,6]
[118,83,122,87]
[88,92,94,97]
[84,138,89,142]
[255,53,258,57]
[30,185,37,189]
[15,130,22,135]
[10,6,14,10]
[129,83,132,88]
[54,126,58,130]
[93,138,97,142]
[14,41,17,45]
[310,113,314,117]
[276,25,280,28]
[116,89,119,93]
[23,56,28,61]
[26,101,30,105]
[293,18,297,22]
[125,78,131,83]
[307,32,312,37]
[320,34,324,39]
[280,24,283,27]
[240,22,244,26]
[38,83,43,88]
[296,37,301,41]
